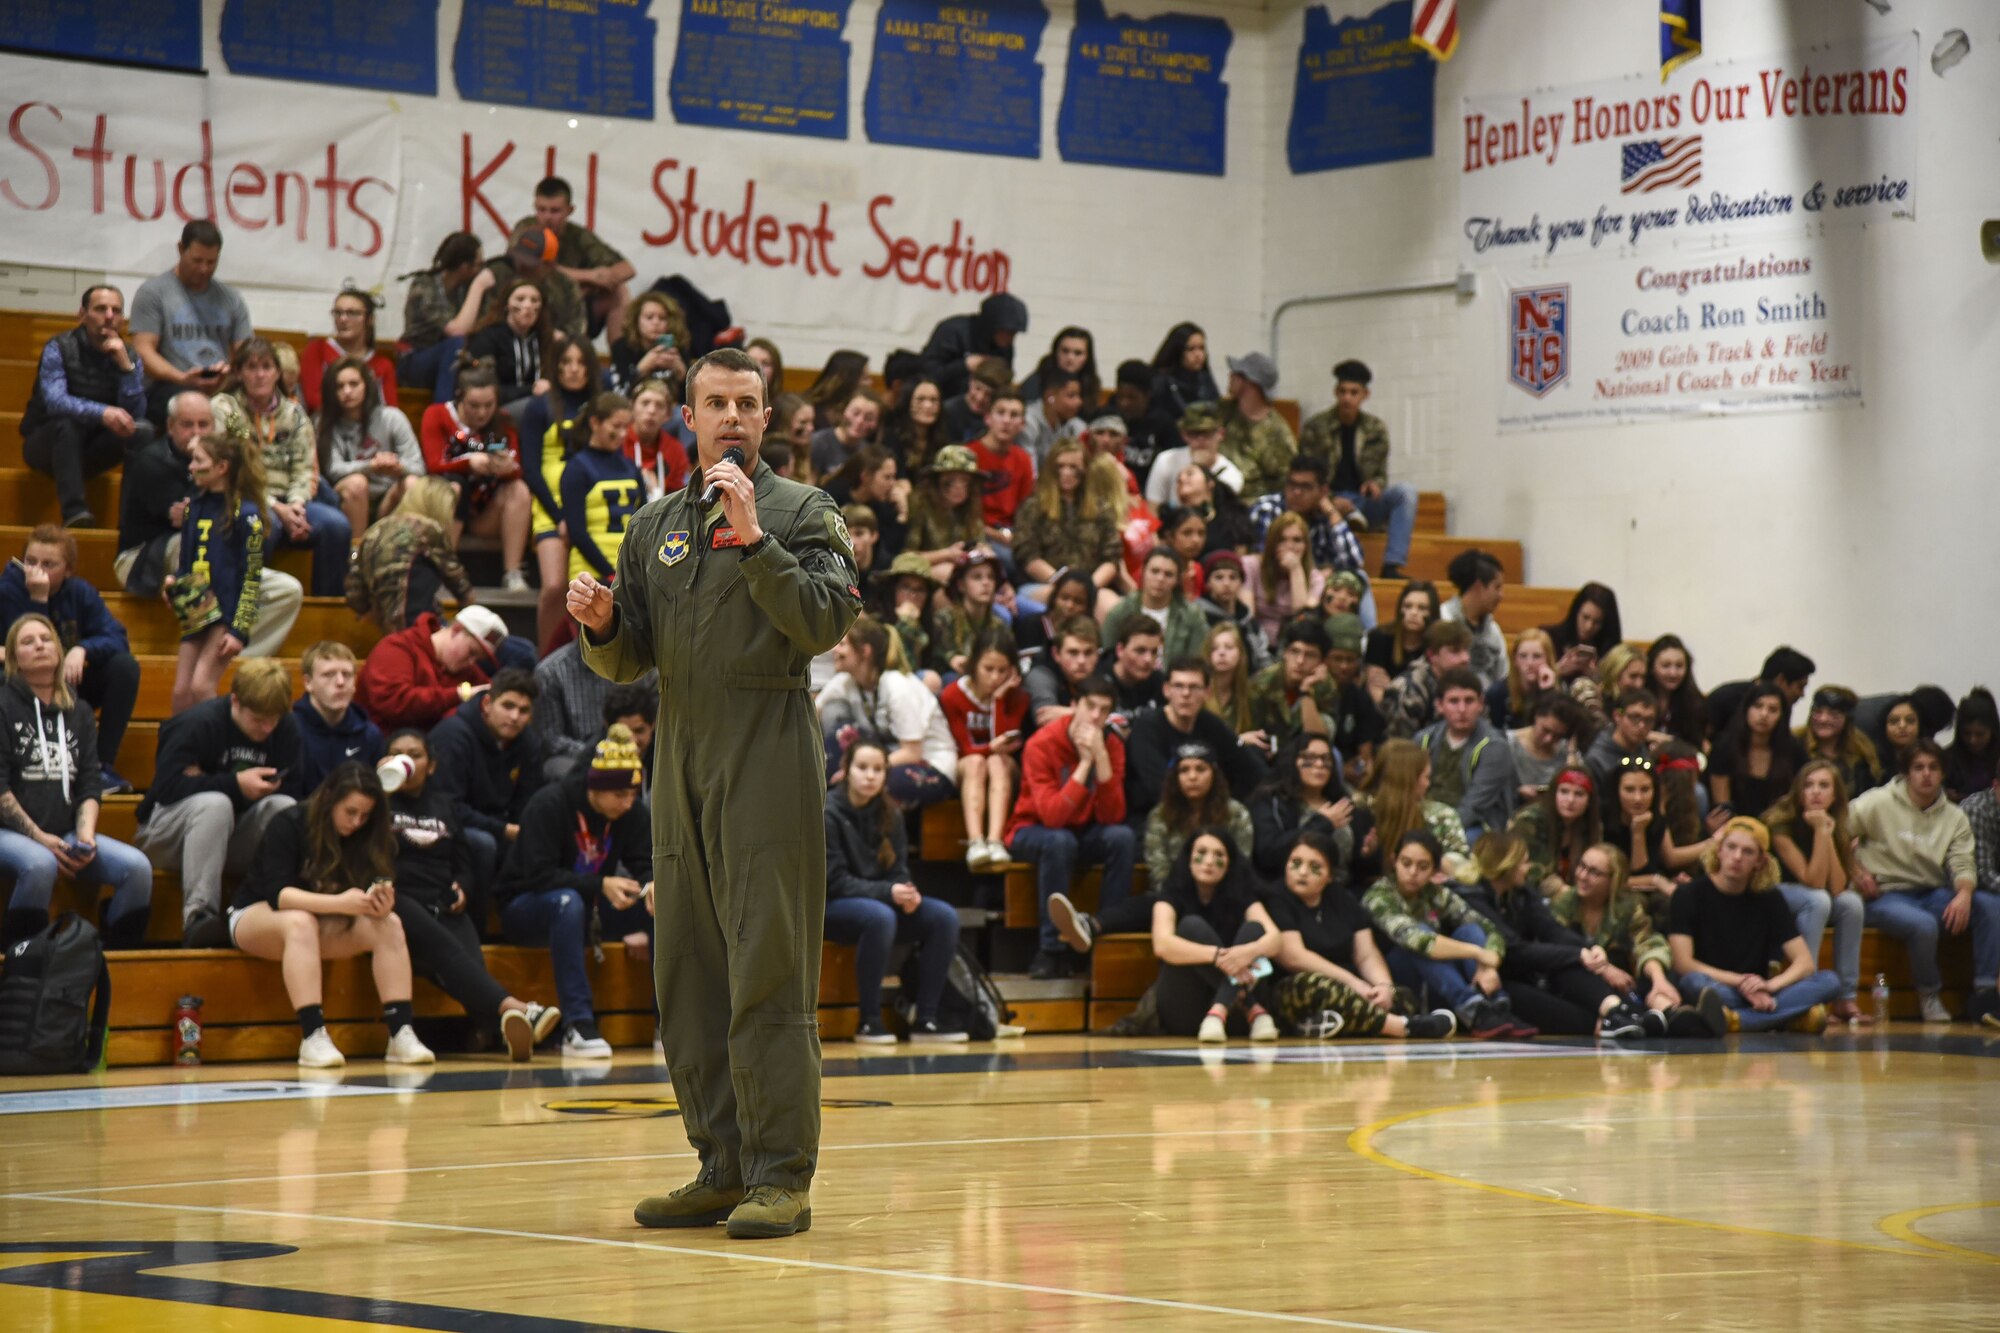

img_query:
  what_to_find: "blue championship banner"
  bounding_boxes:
[221,0,439,96]
[0,0,201,74]
[670,0,854,141]
[864,1,1048,159]
[455,0,656,121]
[1286,1,1433,174]
[1056,0,1232,176]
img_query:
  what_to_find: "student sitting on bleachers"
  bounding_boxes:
[496,726,654,1059]
[1361,830,1521,1040]
[1353,738,1473,885]
[466,269,569,412]
[129,220,251,429]
[559,393,646,590]
[166,431,294,713]
[1946,688,1997,801]
[516,176,634,338]
[1542,582,1626,691]
[300,287,398,414]
[1705,645,1815,742]
[1382,619,1473,741]
[939,628,1028,871]
[1244,456,1368,613]
[1851,741,1999,1026]
[1012,437,1124,617]
[1266,829,1453,1040]
[1193,552,1270,674]
[315,355,423,539]
[824,738,967,1045]
[0,614,153,949]
[818,617,957,810]
[381,729,561,1061]
[1506,695,1582,807]
[344,476,473,632]
[1143,741,1253,888]
[428,668,544,924]
[1125,656,1265,836]
[1364,579,1439,704]
[1102,546,1207,668]
[1439,549,1507,692]
[600,684,656,802]
[1025,615,1103,729]
[137,658,303,949]
[211,337,352,598]
[532,637,657,782]
[624,378,691,502]
[21,283,153,528]
[231,760,433,1069]
[1150,827,1280,1042]
[419,364,532,595]
[292,641,384,798]
[931,549,1010,680]
[1296,359,1420,580]
[0,526,142,793]
[1100,616,1165,722]
[1762,759,1867,1025]
[1320,613,1386,787]
[1246,618,1338,751]
[607,292,690,399]
[1241,513,1324,647]
[1414,667,1517,843]
[1798,685,1886,799]
[1201,621,1257,740]
[1603,757,1706,900]
[1707,682,1804,819]
[1645,634,1708,751]
[1247,734,1364,887]
[356,604,505,732]
[902,445,987,582]
[1669,817,1840,1036]
[397,232,486,402]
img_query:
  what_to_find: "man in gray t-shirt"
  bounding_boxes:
[130,220,254,428]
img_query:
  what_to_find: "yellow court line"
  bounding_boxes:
[1876,1201,2000,1266]
[1347,1089,1981,1266]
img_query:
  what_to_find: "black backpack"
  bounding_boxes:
[899,943,1013,1041]
[0,914,112,1075]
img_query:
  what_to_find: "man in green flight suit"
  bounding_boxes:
[567,347,861,1240]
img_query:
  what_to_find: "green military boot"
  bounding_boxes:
[634,1179,745,1229]
[725,1185,812,1239]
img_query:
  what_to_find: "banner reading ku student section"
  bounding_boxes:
[0,53,403,288]
[1460,33,1916,269]
[1497,233,1864,431]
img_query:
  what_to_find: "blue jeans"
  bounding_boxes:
[271,481,354,596]
[398,337,466,402]
[1384,922,1500,1011]
[1677,968,1843,1032]
[1006,822,1138,954]
[1863,886,2000,993]
[0,828,152,941]
[824,895,960,1025]
[501,888,598,1027]
[1779,883,1866,1001]
[1337,483,1418,569]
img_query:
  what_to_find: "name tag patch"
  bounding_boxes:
[711,525,743,550]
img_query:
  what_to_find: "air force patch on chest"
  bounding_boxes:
[659,531,692,566]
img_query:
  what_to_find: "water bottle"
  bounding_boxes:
[1871,973,1891,1023]
[173,994,204,1065]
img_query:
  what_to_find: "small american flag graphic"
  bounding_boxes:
[1621,136,1702,194]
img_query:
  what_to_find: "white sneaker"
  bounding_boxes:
[965,843,987,871]
[1249,1012,1279,1042]
[563,1025,614,1058]
[501,568,530,593]
[385,1026,435,1065]
[1918,990,1953,1024]
[1198,1013,1227,1043]
[980,840,1011,869]
[297,1028,345,1069]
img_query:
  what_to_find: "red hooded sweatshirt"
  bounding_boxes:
[1004,715,1125,846]
[357,611,491,731]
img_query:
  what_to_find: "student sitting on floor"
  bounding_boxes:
[1669,817,1841,1036]
[229,761,433,1069]
[1149,827,1281,1042]
[1265,829,1455,1040]
[823,739,967,1046]
[1360,830,1526,1040]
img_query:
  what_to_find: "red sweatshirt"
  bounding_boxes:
[301,339,399,413]
[357,611,491,731]
[970,437,1035,528]
[941,678,1030,756]
[1004,716,1125,845]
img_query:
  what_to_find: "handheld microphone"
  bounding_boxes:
[699,446,745,507]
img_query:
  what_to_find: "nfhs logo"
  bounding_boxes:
[1509,284,1570,397]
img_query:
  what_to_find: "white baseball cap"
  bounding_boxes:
[452,606,508,660]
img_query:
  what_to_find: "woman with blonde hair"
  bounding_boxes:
[1548,842,1686,1029]
[904,445,987,580]
[1241,511,1324,644]
[1796,685,1884,798]
[1354,738,1471,883]
[1459,830,1653,1036]
[1487,627,1560,730]
[1012,437,1123,615]
[1202,620,1256,735]
[345,475,475,630]
[167,431,274,713]
[607,290,690,395]
[1762,758,1867,1024]
[1668,817,1841,1034]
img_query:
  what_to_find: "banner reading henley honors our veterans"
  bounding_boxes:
[1458,32,1917,270]
[1496,233,1865,431]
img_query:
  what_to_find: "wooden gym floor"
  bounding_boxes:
[2,1031,1998,1331]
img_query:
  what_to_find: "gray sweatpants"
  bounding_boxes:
[136,792,296,922]
[115,540,304,659]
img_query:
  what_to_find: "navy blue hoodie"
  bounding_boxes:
[291,696,385,797]
[427,695,543,838]
[0,564,129,662]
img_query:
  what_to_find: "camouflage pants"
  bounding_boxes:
[1272,972,1391,1038]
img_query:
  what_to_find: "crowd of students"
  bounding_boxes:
[10,188,1999,1060]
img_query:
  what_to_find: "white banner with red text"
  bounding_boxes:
[1459,33,1917,270]
[1495,232,1865,431]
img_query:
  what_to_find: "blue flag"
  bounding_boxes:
[1660,0,1701,81]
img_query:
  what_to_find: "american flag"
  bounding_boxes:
[1411,0,1458,60]
[1620,136,1702,194]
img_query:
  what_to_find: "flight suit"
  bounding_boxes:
[581,460,860,1193]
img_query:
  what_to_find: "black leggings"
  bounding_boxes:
[395,896,508,1019]
[1156,917,1267,1037]
[1502,961,1618,1035]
